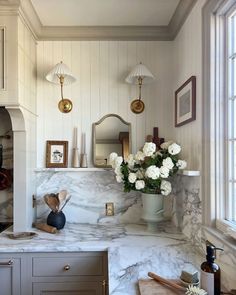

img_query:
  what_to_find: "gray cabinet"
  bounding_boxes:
[30,252,108,295]
[0,251,108,295]
[32,282,103,295]
[0,257,21,295]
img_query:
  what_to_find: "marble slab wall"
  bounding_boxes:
[171,175,202,249]
[35,170,201,231]
[36,170,143,224]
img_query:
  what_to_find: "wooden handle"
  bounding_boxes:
[148,272,186,291]
[33,223,58,234]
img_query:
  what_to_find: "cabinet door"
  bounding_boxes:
[0,258,21,295]
[33,281,104,295]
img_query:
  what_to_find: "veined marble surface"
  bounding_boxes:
[36,170,143,224]
[172,175,202,249]
[0,222,201,295]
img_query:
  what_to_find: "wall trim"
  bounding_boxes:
[0,0,197,41]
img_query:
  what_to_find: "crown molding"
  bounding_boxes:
[40,26,171,41]
[0,0,197,41]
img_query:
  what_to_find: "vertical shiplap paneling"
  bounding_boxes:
[171,0,203,170]
[36,42,45,165]
[99,41,109,117]
[36,41,174,167]
[44,42,57,140]
[136,42,147,150]
[127,42,138,154]
[71,42,82,153]
[80,42,91,165]
[108,41,119,114]
[90,41,101,123]
[62,41,73,163]
[117,41,128,121]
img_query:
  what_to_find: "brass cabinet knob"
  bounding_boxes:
[64,264,70,271]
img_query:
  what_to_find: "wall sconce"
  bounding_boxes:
[125,62,155,114]
[46,61,76,113]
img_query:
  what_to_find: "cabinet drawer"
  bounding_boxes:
[32,253,106,277]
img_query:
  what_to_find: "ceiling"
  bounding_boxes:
[31,0,180,27]
[0,0,197,40]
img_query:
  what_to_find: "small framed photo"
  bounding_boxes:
[46,141,68,168]
[175,76,196,127]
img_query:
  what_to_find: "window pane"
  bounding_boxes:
[228,141,233,180]
[233,15,236,54]
[234,58,236,96]
[233,183,236,221]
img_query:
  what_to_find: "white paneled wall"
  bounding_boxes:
[18,18,37,113]
[171,0,206,170]
[36,41,173,168]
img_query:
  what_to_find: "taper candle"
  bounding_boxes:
[74,127,78,148]
[83,133,86,154]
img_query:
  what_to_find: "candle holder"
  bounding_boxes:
[81,154,88,168]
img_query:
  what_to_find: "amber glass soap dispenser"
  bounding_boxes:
[201,243,223,295]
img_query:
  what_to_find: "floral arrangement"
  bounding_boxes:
[109,141,187,196]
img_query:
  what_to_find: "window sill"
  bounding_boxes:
[202,225,236,256]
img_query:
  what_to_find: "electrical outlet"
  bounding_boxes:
[105,203,114,216]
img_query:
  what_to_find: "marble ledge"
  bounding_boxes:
[34,168,200,176]
[34,167,111,172]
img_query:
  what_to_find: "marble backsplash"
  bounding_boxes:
[35,170,202,242]
[36,170,143,224]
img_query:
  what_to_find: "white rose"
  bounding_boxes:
[162,157,174,170]
[160,180,172,196]
[160,141,174,150]
[116,175,123,183]
[127,154,135,168]
[176,159,187,169]
[135,151,145,162]
[145,165,160,180]
[128,173,137,183]
[143,142,156,157]
[114,156,123,168]
[115,166,122,176]
[160,166,169,178]
[109,152,118,167]
[168,143,181,155]
[135,180,145,190]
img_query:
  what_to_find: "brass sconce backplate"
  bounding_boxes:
[130,99,145,114]
[58,99,73,113]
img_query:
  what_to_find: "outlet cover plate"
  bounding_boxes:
[106,203,114,216]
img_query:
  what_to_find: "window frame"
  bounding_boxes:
[202,0,236,236]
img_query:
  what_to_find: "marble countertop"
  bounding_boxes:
[0,222,188,252]
[0,222,201,295]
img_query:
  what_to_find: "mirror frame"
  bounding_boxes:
[92,114,131,168]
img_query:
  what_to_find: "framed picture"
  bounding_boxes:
[46,141,68,168]
[175,76,196,127]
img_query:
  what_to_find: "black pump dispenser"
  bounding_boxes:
[201,242,223,295]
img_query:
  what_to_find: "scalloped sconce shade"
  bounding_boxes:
[125,62,155,84]
[46,61,76,85]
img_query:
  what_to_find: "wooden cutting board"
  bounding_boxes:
[138,279,186,295]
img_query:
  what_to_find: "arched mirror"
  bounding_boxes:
[92,114,131,167]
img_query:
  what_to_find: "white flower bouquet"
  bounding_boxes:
[110,141,187,196]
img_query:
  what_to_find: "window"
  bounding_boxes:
[227,10,236,224]
[202,0,236,238]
